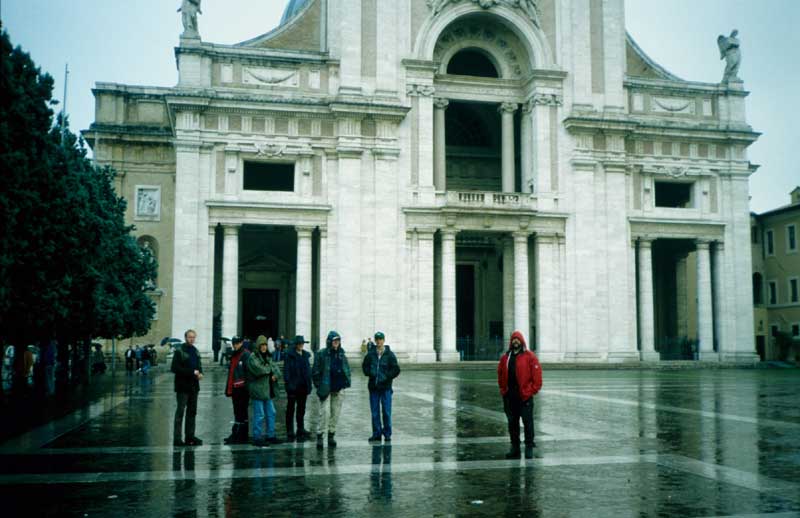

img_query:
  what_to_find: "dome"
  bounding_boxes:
[279,0,311,25]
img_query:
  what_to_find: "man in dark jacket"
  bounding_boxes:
[497,330,542,459]
[362,331,400,443]
[171,329,204,447]
[283,335,312,442]
[312,330,351,449]
[224,336,250,444]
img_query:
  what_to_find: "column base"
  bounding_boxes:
[607,351,642,363]
[536,352,563,363]
[438,352,460,363]
[698,351,720,362]
[640,351,661,362]
[562,352,603,362]
[719,352,760,363]
[415,352,438,363]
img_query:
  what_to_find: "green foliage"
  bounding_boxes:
[0,29,156,346]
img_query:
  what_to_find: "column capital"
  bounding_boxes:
[637,236,654,248]
[433,97,450,110]
[499,102,518,115]
[513,231,531,242]
[713,240,725,252]
[695,238,712,249]
[535,232,557,244]
[440,228,458,240]
[222,223,241,236]
[416,229,436,241]
[296,225,315,238]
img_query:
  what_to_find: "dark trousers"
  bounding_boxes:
[174,391,199,441]
[125,359,134,373]
[286,391,308,434]
[369,388,393,438]
[503,394,534,447]
[232,387,250,424]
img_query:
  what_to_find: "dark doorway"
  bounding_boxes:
[242,289,280,341]
[456,264,475,349]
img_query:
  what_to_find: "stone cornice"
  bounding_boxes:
[625,77,749,98]
[175,42,330,65]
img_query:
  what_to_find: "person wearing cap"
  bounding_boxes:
[171,329,203,447]
[362,331,400,443]
[497,330,542,459]
[312,330,352,449]
[224,336,251,445]
[247,335,281,447]
[283,335,312,442]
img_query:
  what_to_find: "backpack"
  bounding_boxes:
[232,350,250,388]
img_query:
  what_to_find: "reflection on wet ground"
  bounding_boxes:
[1,366,798,516]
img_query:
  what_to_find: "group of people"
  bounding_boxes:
[171,328,542,459]
[124,344,156,375]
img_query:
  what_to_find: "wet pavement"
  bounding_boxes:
[0,365,799,517]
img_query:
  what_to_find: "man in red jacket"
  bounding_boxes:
[497,330,542,459]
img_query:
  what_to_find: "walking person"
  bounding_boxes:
[171,329,204,447]
[312,331,351,449]
[283,335,312,442]
[362,332,400,443]
[247,335,281,447]
[125,346,135,374]
[224,336,251,445]
[496,330,542,459]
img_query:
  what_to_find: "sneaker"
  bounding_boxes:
[173,439,186,447]
[186,437,203,446]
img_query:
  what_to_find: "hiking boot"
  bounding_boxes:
[328,433,337,448]
[286,432,295,442]
[316,434,324,450]
[368,436,382,443]
[186,437,203,447]
[524,446,534,459]
[224,424,239,445]
[267,437,282,445]
[173,439,186,447]
[252,438,269,448]
[505,446,521,459]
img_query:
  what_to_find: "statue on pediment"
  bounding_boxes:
[717,29,741,83]
[178,0,202,39]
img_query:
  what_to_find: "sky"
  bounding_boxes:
[2,0,797,213]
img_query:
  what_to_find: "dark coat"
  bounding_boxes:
[312,346,351,399]
[362,346,400,392]
[171,343,202,393]
[283,348,312,394]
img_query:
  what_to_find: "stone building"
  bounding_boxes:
[751,188,800,361]
[84,0,760,362]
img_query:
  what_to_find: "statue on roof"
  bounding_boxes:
[717,29,741,83]
[178,0,202,39]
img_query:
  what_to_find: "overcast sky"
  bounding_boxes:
[2,0,797,213]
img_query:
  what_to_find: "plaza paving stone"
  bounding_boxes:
[0,365,799,517]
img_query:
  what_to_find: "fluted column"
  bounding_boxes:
[520,101,534,193]
[513,231,530,337]
[499,102,518,193]
[295,227,314,340]
[221,224,240,339]
[502,236,514,341]
[433,97,449,191]
[696,240,716,359]
[440,229,459,361]
[638,238,657,361]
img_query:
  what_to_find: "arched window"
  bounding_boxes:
[446,49,499,78]
[752,272,763,305]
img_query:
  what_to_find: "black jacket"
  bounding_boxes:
[171,343,202,393]
[362,346,400,391]
[283,348,312,394]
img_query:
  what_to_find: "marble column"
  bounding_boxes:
[535,233,560,359]
[433,98,449,191]
[638,238,658,361]
[417,231,437,362]
[696,240,716,359]
[207,225,217,349]
[502,236,514,341]
[295,226,314,341]
[513,231,530,338]
[221,224,240,340]
[520,102,534,193]
[317,229,328,349]
[499,102,518,193]
[712,241,728,359]
[440,229,459,361]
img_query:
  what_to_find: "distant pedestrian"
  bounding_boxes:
[247,335,281,447]
[135,345,142,372]
[43,339,56,396]
[361,339,367,354]
[91,345,106,375]
[171,329,203,447]
[362,331,400,443]
[283,335,312,442]
[312,331,351,449]
[140,346,150,375]
[125,346,135,374]
[224,336,251,445]
[496,330,542,460]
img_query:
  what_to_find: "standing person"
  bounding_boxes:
[362,332,400,443]
[283,335,312,442]
[312,331,351,449]
[247,335,281,447]
[272,337,282,362]
[224,336,251,445]
[140,346,150,375]
[212,314,222,363]
[135,345,142,372]
[496,330,542,460]
[125,346,135,374]
[43,339,56,396]
[171,329,204,447]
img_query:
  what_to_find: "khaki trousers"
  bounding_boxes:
[315,390,345,435]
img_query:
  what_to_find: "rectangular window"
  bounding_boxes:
[787,224,797,252]
[655,181,693,208]
[751,226,759,244]
[243,161,294,192]
[766,229,774,256]
[770,324,780,339]
[792,324,800,337]
[790,278,799,303]
[768,281,778,305]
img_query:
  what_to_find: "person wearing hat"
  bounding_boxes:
[497,330,542,459]
[312,330,352,449]
[362,331,400,443]
[283,335,312,442]
[247,335,281,447]
[224,336,251,445]
[171,329,203,447]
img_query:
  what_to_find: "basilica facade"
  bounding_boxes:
[85,0,760,362]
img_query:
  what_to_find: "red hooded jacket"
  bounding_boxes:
[497,330,542,400]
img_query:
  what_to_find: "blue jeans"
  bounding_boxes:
[369,389,392,438]
[141,359,150,375]
[252,399,276,440]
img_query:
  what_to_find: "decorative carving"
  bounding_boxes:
[135,186,161,220]
[652,97,695,114]
[717,29,741,83]
[433,97,450,110]
[427,0,541,27]
[243,67,298,86]
[406,84,436,97]
[531,93,563,106]
[178,0,202,39]
[254,142,286,157]
[498,102,518,114]
[434,20,527,79]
